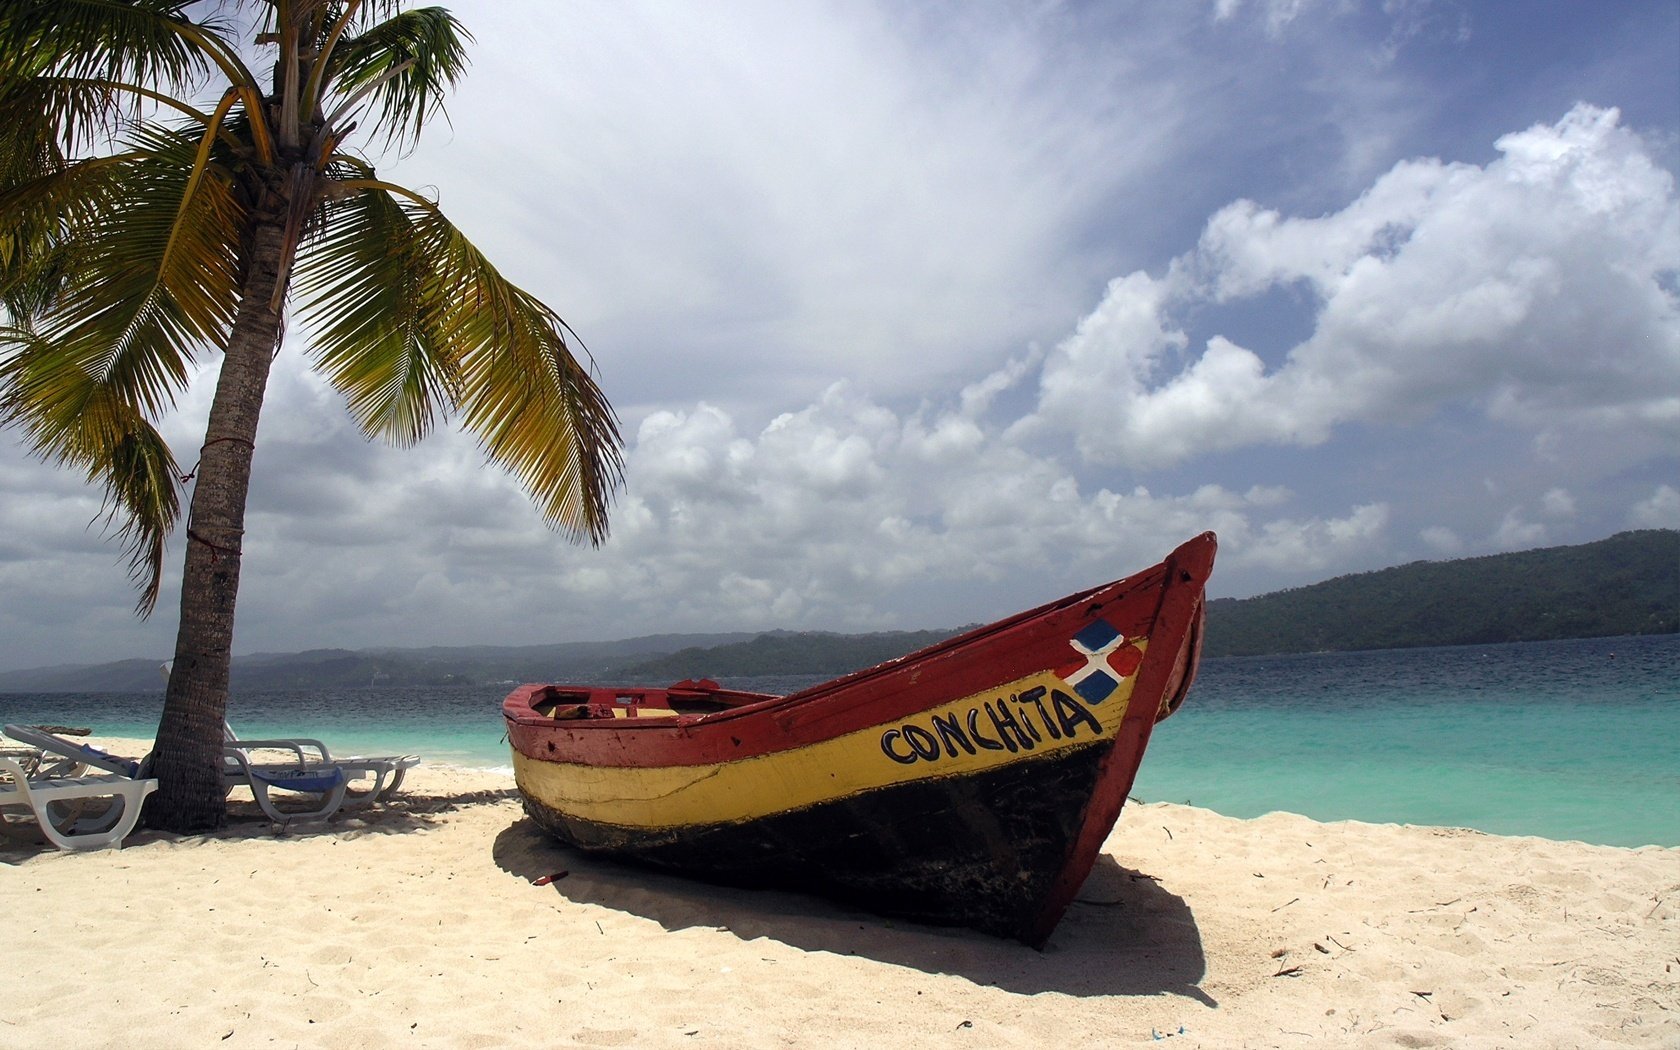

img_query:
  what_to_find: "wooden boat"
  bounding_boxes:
[504,532,1216,947]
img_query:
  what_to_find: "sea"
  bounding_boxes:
[2,633,1674,848]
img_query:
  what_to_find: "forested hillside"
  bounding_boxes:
[1202,529,1677,657]
[625,531,1677,675]
[620,629,963,681]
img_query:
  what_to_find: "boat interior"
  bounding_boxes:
[526,681,774,721]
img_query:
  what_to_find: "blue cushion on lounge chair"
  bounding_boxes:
[72,742,140,777]
[248,767,346,794]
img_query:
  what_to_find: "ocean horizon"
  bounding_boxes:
[3,632,1674,849]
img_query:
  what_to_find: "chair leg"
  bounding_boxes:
[248,778,348,824]
[50,795,125,834]
[341,766,393,806]
[381,766,411,798]
[36,784,153,851]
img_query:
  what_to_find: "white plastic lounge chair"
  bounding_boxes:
[8,724,354,826]
[0,742,44,777]
[218,745,351,823]
[0,756,156,851]
[158,663,419,805]
[3,725,140,777]
[223,723,419,805]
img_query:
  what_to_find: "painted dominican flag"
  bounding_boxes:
[1055,618,1143,704]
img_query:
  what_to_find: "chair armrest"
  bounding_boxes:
[222,743,307,772]
[224,738,332,764]
[0,756,28,795]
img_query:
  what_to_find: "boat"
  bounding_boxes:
[503,532,1216,947]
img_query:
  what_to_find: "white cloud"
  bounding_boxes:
[390,1,1191,419]
[1540,488,1576,519]
[1492,508,1549,551]
[1629,485,1680,529]
[1024,105,1680,469]
[1238,502,1391,573]
[1212,0,1338,36]
[176,375,1400,653]
[1420,525,1464,555]
[552,392,1396,629]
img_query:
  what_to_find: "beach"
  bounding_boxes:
[3,741,1675,1049]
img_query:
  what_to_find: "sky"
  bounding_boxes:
[2,0,1677,672]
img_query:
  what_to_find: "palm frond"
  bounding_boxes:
[100,406,181,615]
[324,6,470,150]
[8,124,243,444]
[0,0,239,148]
[296,180,623,542]
[295,182,454,444]
[0,153,125,322]
[457,287,623,545]
[423,208,623,544]
[0,74,121,173]
[0,322,181,613]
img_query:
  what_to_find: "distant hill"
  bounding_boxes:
[225,633,756,689]
[0,659,167,693]
[0,633,754,694]
[618,628,967,680]
[3,530,1672,691]
[616,530,1677,673]
[1202,529,1677,657]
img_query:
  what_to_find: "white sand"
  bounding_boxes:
[2,738,1674,1048]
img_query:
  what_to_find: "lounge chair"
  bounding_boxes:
[217,745,352,823]
[223,723,419,805]
[0,741,44,777]
[2,725,140,777]
[158,662,420,805]
[0,756,156,851]
[6,724,361,826]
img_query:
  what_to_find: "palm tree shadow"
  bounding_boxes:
[493,817,1214,1003]
[0,786,527,851]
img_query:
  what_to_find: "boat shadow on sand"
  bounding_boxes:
[492,816,1214,1003]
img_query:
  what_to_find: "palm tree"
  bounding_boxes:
[0,1,623,831]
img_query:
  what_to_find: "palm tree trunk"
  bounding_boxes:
[145,214,290,832]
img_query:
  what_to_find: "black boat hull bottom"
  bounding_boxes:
[521,742,1109,944]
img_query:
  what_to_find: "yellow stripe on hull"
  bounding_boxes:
[513,654,1145,831]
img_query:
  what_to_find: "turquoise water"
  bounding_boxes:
[1132,634,1678,847]
[2,634,1674,847]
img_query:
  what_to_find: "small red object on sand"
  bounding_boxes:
[532,871,569,886]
